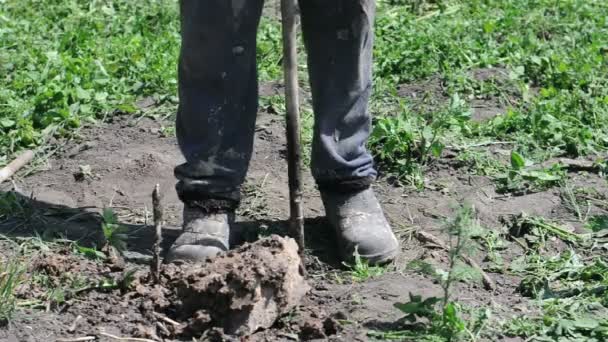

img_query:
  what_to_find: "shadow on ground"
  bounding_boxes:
[0,190,342,268]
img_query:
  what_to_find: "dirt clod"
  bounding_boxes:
[160,235,309,336]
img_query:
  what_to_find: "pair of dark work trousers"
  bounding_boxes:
[175,0,378,209]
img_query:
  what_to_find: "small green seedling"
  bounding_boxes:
[101,208,129,253]
[496,151,565,194]
[344,248,387,282]
[371,207,488,341]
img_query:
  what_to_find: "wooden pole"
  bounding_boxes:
[0,150,34,184]
[151,184,163,283]
[280,0,305,258]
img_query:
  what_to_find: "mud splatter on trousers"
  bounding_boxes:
[176,0,377,208]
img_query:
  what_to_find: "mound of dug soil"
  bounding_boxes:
[137,235,309,338]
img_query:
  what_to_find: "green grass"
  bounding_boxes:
[0,0,281,165]
[505,251,608,341]
[5,0,607,187]
[345,250,388,282]
[370,0,608,188]
[0,257,25,324]
[0,0,179,163]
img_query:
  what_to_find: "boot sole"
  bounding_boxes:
[340,244,400,266]
[355,247,400,266]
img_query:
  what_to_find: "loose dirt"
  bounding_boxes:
[1,82,607,341]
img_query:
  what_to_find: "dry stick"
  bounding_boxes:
[98,332,157,342]
[155,322,170,336]
[0,150,34,184]
[151,184,163,283]
[281,0,305,262]
[68,314,83,333]
[415,231,497,291]
[152,311,181,327]
[55,337,96,342]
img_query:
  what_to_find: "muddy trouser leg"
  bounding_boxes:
[175,0,264,211]
[299,0,377,192]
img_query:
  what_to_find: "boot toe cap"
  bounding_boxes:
[342,233,400,265]
[165,244,224,263]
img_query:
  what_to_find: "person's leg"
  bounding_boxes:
[300,0,376,189]
[300,0,399,264]
[168,0,264,262]
[176,0,264,206]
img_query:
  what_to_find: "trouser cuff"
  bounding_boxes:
[317,176,375,194]
[176,181,240,213]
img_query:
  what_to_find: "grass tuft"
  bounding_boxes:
[0,258,25,324]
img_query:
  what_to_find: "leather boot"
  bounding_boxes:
[165,206,232,263]
[321,188,399,265]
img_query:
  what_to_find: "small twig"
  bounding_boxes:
[448,141,514,151]
[68,315,83,333]
[0,150,35,184]
[511,236,530,251]
[152,311,181,327]
[415,4,461,21]
[415,231,497,291]
[55,337,95,342]
[155,322,170,336]
[98,331,157,342]
[151,184,163,283]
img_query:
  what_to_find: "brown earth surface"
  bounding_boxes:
[1,78,607,341]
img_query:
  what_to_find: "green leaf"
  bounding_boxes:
[102,207,118,225]
[94,92,108,102]
[75,244,106,260]
[431,141,444,157]
[394,301,422,314]
[510,151,526,170]
[76,87,91,101]
[0,119,15,128]
[573,317,599,329]
[422,126,434,142]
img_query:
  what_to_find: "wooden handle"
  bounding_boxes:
[151,184,163,282]
[281,0,305,257]
[0,150,35,184]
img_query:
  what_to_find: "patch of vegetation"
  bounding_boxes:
[0,258,25,324]
[0,235,136,313]
[369,0,608,189]
[508,214,591,248]
[370,94,470,188]
[0,192,34,223]
[101,207,128,253]
[345,249,387,283]
[506,251,608,341]
[371,206,489,341]
[0,0,180,162]
[495,151,565,195]
[0,0,283,165]
[586,215,608,233]
[454,150,506,177]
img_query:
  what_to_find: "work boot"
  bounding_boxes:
[321,188,400,265]
[165,206,232,263]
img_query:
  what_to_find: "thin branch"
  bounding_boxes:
[98,331,157,342]
[55,338,95,342]
[152,311,181,327]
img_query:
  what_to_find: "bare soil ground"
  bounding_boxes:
[1,79,607,341]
